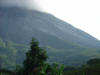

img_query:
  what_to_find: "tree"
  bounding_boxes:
[23,38,48,75]
[0,56,2,68]
[85,58,100,75]
[87,58,100,66]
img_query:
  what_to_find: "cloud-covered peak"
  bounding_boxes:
[0,0,41,10]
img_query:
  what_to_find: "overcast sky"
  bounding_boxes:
[0,0,100,40]
[0,0,41,10]
[35,0,100,40]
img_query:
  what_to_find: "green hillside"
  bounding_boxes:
[0,36,100,69]
[0,7,100,69]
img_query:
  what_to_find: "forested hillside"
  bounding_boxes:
[0,7,100,69]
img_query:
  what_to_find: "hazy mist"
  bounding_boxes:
[0,0,41,10]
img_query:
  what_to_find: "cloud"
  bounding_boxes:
[0,0,41,10]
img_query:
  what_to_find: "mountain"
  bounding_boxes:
[0,7,100,69]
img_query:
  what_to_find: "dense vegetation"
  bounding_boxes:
[0,38,100,75]
[0,37,28,69]
[0,36,100,70]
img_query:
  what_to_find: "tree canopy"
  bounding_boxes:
[23,38,48,75]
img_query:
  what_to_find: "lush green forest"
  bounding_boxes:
[0,35,100,69]
[0,37,28,69]
[0,36,100,70]
[0,38,100,75]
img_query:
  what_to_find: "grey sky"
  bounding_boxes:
[0,0,41,10]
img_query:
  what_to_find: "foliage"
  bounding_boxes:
[87,58,100,66]
[39,64,48,75]
[23,38,48,75]
[0,37,28,70]
[0,35,100,68]
[63,58,100,75]
[1,37,100,75]
[50,63,64,75]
